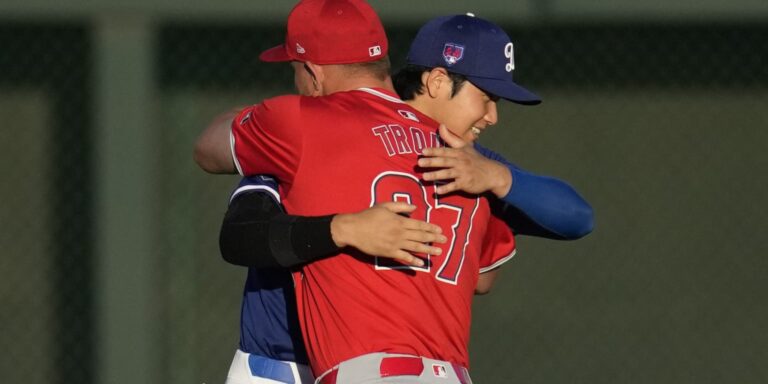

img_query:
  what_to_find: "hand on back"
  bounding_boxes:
[330,202,447,267]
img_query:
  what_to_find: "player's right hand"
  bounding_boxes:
[330,202,446,267]
[419,124,513,197]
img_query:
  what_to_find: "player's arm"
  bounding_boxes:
[195,98,304,184]
[194,109,239,174]
[475,270,499,295]
[419,125,594,240]
[220,178,446,268]
[474,214,517,294]
[476,145,593,240]
[220,186,338,268]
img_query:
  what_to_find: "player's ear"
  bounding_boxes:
[302,61,325,96]
[423,67,449,99]
[305,62,325,95]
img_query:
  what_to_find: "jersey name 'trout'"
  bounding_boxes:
[371,124,443,156]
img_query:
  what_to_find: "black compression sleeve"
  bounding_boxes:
[268,213,339,267]
[219,191,341,268]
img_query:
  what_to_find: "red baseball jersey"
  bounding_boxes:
[231,88,516,375]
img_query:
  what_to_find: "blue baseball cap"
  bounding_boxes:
[406,14,541,105]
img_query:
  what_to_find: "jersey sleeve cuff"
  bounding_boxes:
[230,126,245,176]
[479,249,517,274]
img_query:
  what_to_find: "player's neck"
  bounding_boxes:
[322,76,394,95]
[319,65,394,95]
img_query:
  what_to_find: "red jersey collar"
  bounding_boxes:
[357,87,404,104]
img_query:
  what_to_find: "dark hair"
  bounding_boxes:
[341,56,391,81]
[393,64,468,100]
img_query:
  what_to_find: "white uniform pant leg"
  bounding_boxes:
[226,349,314,384]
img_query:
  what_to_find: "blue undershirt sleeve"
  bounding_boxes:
[474,143,594,240]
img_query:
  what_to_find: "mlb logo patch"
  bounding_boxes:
[432,364,448,378]
[369,45,382,57]
[397,109,420,122]
[442,43,464,66]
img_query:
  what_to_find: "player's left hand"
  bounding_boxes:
[419,124,512,197]
[330,202,447,267]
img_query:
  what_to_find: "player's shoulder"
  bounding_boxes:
[240,94,306,127]
[262,94,340,116]
[354,88,439,126]
[327,88,435,124]
[259,94,303,112]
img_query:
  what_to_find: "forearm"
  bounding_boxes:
[194,110,239,174]
[220,192,340,268]
[222,192,444,268]
[475,269,499,295]
[475,144,594,239]
[499,167,594,239]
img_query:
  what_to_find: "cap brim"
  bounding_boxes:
[468,76,541,105]
[259,45,293,62]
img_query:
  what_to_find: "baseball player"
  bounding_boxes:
[217,145,591,384]
[218,147,591,384]
[194,2,593,383]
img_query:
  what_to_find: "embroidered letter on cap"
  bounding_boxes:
[504,43,514,72]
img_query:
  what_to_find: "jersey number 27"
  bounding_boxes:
[370,171,478,285]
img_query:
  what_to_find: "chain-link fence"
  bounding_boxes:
[2,17,767,384]
[0,23,93,384]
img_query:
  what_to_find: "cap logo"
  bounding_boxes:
[504,43,515,72]
[369,45,382,57]
[442,43,464,66]
[296,43,306,54]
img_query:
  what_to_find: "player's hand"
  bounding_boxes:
[419,124,512,197]
[330,202,446,267]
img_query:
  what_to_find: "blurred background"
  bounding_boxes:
[1,1,767,383]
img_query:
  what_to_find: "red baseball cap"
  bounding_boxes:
[259,0,389,65]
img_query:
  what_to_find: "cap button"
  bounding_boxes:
[466,12,475,17]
